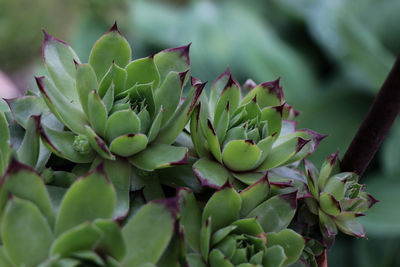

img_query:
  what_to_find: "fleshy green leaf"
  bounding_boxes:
[40,124,96,163]
[55,165,116,235]
[76,63,98,116]
[0,112,10,175]
[0,246,13,267]
[193,157,232,188]
[178,189,202,252]
[154,44,191,83]
[129,143,188,171]
[103,159,131,219]
[202,185,241,232]
[93,219,126,261]
[334,212,366,238]
[86,90,107,136]
[241,79,283,109]
[262,245,286,267]
[89,23,131,81]
[209,68,231,114]
[36,76,87,134]
[155,71,186,126]
[122,201,175,266]
[0,159,55,227]
[320,192,341,216]
[51,222,102,257]
[209,249,234,267]
[318,152,340,190]
[16,115,40,167]
[155,81,205,144]
[84,125,115,160]
[2,197,54,266]
[239,176,270,217]
[105,109,140,142]
[261,105,283,137]
[205,119,222,163]
[222,140,262,171]
[190,103,208,157]
[247,191,297,233]
[200,217,212,262]
[187,253,207,267]
[98,62,127,97]
[126,56,160,90]
[257,136,309,170]
[213,75,241,126]
[266,229,305,266]
[232,218,264,236]
[42,31,80,106]
[109,133,148,157]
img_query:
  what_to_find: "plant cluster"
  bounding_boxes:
[0,24,376,267]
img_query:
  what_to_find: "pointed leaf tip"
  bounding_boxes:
[223,74,240,91]
[191,76,202,86]
[163,43,191,64]
[260,77,283,101]
[179,69,190,86]
[3,157,36,176]
[170,151,188,166]
[108,21,121,34]
[153,197,179,218]
[297,138,311,153]
[278,190,298,209]
[273,103,285,116]
[187,81,206,116]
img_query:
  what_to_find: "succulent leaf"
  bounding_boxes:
[50,222,102,257]
[122,201,176,266]
[109,133,148,157]
[87,90,107,137]
[154,44,191,83]
[55,165,115,235]
[40,124,96,163]
[193,157,232,188]
[222,140,262,171]
[105,109,140,142]
[0,159,55,226]
[202,185,241,232]
[76,63,98,116]
[178,189,202,252]
[42,31,81,106]
[16,115,40,168]
[266,229,305,266]
[129,143,188,171]
[239,176,270,217]
[35,76,87,134]
[103,159,131,219]
[126,56,160,90]
[247,191,297,233]
[2,196,54,266]
[93,219,126,261]
[89,23,131,81]
[98,62,127,97]
[154,71,186,126]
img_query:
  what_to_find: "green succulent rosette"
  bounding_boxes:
[189,68,325,189]
[7,23,204,169]
[0,159,178,267]
[303,152,378,242]
[178,177,307,267]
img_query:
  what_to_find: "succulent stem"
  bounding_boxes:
[342,56,400,176]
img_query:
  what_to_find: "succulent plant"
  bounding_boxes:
[190,69,325,189]
[178,178,306,267]
[0,22,379,267]
[5,23,205,218]
[0,159,177,267]
[302,152,378,242]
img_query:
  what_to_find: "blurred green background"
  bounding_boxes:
[0,0,399,265]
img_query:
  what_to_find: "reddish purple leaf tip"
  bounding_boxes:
[278,190,298,209]
[108,21,121,34]
[296,138,311,153]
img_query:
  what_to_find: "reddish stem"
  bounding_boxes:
[341,56,400,177]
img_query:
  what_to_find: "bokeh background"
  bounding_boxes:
[0,0,399,265]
